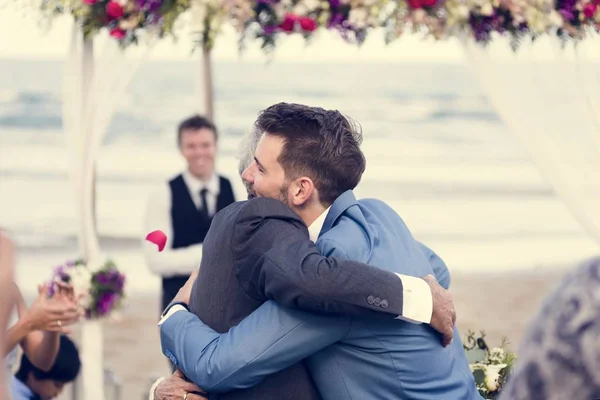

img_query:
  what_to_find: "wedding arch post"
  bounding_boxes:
[63,24,151,399]
[63,30,104,400]
[201,45,214,120]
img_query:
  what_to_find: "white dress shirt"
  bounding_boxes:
[142,171,220,278]
[307,208,433,324]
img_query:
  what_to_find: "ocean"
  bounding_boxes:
[1,59,598,295]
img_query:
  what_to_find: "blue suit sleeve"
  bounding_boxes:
[160,301,350,392]
[416,241,450,289]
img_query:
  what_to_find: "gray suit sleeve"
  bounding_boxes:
[160,301,349,392]
[232,198,405,317]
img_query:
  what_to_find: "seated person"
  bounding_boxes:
[10,334,81,400]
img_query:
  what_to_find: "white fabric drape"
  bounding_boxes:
[462,34,600,248]
[62,24,151,399]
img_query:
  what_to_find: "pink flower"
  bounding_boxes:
[299,17,317,32]
[83,0,98,4]
[109,28,126,40]
[583,3,597,18]
[408,0,423,8]
[279,14,299,32]
[106,1,124,20]
[421,0,437,7]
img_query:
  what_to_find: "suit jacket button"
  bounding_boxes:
[367,295,375,305]
[380,299,389,308]
[374,297,382,306]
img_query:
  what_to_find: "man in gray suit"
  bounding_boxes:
[151,103,456,400]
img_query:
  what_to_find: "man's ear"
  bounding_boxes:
[290,177,315,207]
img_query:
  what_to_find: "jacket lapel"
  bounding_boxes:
[319,190,358,237]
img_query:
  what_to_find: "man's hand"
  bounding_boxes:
[172,268,200,306]
[423,275,456,347]
[153,370,207,400]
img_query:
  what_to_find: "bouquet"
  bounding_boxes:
[463,330,516,399]
[49,258,126,320]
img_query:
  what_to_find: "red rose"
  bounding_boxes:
[106,1,124,20]
[299,17,317,32]
[109,28,126,40]
[584,3,597,18]
[421,0,437,7]
[279,14,299,32]
[408,0,423,8]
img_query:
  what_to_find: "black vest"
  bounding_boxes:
[168,174,235,250]
[160,174,236,311]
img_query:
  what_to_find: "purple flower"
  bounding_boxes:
[96,292,117,315]
[263,25,277,35]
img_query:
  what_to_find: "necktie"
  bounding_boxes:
[199,188,210,219]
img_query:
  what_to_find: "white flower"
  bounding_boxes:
[349,8,369,28]
[457,5,471,19]
[67,265,93,309]
[480,3,494,16]
[548,11,564,27]
[485,364,507,392]
[486,347,506,364]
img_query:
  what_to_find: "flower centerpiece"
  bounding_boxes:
[49,258,126,320]
[463,330,516,399]
[38,0,192,46]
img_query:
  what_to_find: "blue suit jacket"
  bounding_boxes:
[161,191,480,399]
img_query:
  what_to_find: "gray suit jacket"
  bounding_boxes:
[186,198,407,399]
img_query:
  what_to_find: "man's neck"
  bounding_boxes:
[296,203,327,229]
[186,168,213,183]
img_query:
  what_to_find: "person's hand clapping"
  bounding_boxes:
[22,283,82,334]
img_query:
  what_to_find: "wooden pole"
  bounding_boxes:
[202,45,214,120]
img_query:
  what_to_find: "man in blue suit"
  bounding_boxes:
[157,103,480,399]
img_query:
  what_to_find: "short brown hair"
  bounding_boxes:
[255,102,366,206]
[177,115,218,145]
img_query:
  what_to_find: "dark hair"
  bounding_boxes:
[16,335,81,383]
[177,115,218,145]
[255,102,366,205]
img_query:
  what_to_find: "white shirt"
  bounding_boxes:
[307,208,433,324]
[142,171,220,278]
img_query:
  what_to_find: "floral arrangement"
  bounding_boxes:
[236,0,390,51]
[38,0,192,46]
[28,0,600,50]
[49,258,126,320]
[463,330,516,399]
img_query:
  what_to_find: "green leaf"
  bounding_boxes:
[473,369,486,387]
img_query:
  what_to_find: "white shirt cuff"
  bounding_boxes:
[394,273,433,324]
[148,376,165,400]
[158,305,188,326]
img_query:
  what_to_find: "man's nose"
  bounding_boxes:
[242,165,254,183]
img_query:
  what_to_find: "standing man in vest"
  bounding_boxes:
[143,115,236,314]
